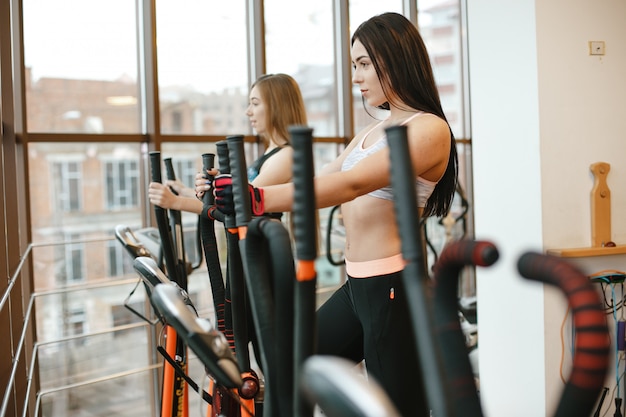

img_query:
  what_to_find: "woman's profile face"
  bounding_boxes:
[351,39,386,108]
[246,85,267,135]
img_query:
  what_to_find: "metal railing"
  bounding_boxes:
[1,237,161,417]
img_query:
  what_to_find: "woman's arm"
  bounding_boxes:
[251,146,294,187]
[261,150,391,212]
[262,115,450,213]
[148,182,203,214]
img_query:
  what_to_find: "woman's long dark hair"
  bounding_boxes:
[352,12,458,217]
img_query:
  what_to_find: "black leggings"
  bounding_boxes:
[316,271,429,416]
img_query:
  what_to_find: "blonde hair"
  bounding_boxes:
[251,74,308,148]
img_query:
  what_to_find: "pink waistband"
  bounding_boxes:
[345,253,406,278]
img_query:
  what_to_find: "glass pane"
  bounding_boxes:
[265,0,336,136]
[23,0,140,133]
[38,357,156,416]
[418,0,466,139]
[29,142,143,246]
[349,0,403,134]
[156,0,248,135]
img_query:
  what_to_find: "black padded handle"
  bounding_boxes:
[148,151,179,284]
[290,125,317,417]
[226,135,251,226]
[149,151,163,184]
[201,153,215,206]
[386,125,424,263]
[517,252,610,417]
[164,157,176,182]
[291,126,317,261]
[215,140,234,227]
[216,140,230,175]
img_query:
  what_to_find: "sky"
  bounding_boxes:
[23,0,440,93]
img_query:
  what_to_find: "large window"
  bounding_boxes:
[9,1,472,415]
[156,0,249,135]
[265,0,337,136]
[23,0,141,133]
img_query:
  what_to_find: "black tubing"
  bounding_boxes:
[239,219,277,416]
[225,227,250,369]
[245,217,295,417]
[431,239,499,417]
[148,151,187,416]
[163,157,188,289]
[385,125,451,417]
[517,253,610,417]
[220,137,252,369]
[200,153,228,337]
[290,125,317,417]
[325,205,345,266]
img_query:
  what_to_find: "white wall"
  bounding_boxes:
[467,0,626,416]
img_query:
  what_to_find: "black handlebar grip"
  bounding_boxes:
[202,153,216,206]
[149,151,162,184]
[226,135,251,227]
[386,125,451,417]
[216,140,234,228]
[517,252,610,417]
[433,240,499,276]
[164,157,176,181]
[216,140,230,175]
[148,152,179,282]
[385,125,425,264]
[290,126,317,261]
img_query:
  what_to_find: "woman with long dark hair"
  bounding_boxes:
[205,13,458,415]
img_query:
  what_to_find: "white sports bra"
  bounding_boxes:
[340,113,437,208]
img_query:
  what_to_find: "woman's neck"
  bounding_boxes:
[385,108,421,126]
[266,135,288,150]
[383,99,417,119]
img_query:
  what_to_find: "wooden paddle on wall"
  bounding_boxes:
[590,161,612,247]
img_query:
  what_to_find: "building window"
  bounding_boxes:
[56,234,85,283]
[105,159,139,210]
[67,307,87,338]
[173,158,196,189]
[52,161,82,212]
[171,111,182,132]
[108,240,134,277]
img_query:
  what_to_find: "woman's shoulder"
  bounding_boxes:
[405,113,450,140]
[264,145,293,165]
[273,145,293,156]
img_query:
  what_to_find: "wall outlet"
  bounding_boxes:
[589,41,605,56]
